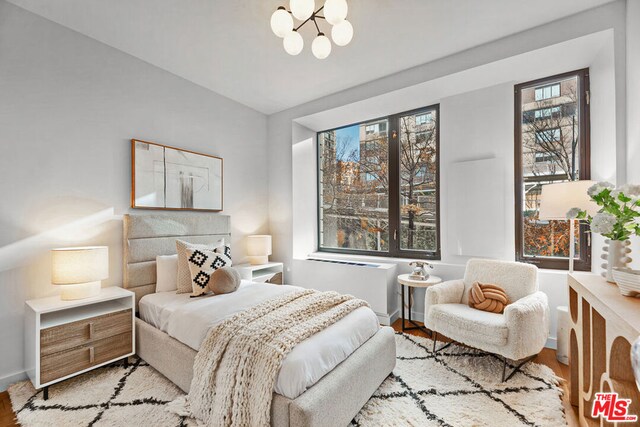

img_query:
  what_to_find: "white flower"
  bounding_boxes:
[566,207,582,219]
[591,212,616,235]
[587,181,614,197]
[612,183,640,200]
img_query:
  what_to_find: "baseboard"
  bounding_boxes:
[545,337,557,350]
[0,370,27,392]
[375,312,391,326]
[389,309,400,324]
[409,310,425,323]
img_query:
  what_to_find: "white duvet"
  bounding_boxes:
[138,281,379,399]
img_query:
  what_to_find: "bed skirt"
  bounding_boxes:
[135,318,396,427]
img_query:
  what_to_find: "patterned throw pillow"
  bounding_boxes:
[215,244,232,260]
[186,247,232,297]
[175,239,224,294]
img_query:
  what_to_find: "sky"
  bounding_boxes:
[335,125,360,161]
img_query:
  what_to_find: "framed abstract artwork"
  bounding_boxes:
[131,139,223,211]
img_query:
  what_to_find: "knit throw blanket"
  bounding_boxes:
[167,289,369,427]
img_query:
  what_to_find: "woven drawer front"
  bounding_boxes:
[40,309,132,356]
[40,332,132,384]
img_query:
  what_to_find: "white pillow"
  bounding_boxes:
[175,239,225,294]
[156,254,178,292]
[186,246,232,297]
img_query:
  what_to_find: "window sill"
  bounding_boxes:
[306,252,452,267]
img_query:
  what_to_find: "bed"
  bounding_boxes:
[123,213,396,427]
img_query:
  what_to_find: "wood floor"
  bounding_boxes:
[0,320,579,427]
[0,391,17,427]
[391,319,580,427]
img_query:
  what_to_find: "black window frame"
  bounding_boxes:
[317,104,441,260]
[514,68,591,271]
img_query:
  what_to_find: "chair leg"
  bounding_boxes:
[431,332,453,354]
[502,357,507,382]
[501,354,537,382]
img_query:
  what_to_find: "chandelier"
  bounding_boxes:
[270,0,353,59]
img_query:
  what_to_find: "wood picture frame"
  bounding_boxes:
[131,139,223,212]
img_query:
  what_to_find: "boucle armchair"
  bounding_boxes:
[424,259,550,380]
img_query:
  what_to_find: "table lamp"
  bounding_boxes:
[246,235,272,265]
[51,246,109,300]
[538,180,598,273]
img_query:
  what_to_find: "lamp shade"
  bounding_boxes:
[51,246,109,285]
[323,0,348,25]
[246,235,272,256]
[331,19,353,46]
[538,180,599,220]
[312,33,332,59]
[270,7,294,38]
[290,0,314,20]
[283,30,304,55]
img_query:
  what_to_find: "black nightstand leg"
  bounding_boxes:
[408,288,413,323]
[401,284,406,332]
[123,357,128,368]
[401,284,433,337]
[43,386,48,401]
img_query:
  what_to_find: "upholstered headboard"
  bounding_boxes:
[123,213,231,307]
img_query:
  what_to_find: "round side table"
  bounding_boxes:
[397,274,442,335]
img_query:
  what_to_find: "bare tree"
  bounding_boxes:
[320,114,438,252]
[398,115,437,249]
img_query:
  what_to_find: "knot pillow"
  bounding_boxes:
[468,282,509,314]
[209,267,241,295]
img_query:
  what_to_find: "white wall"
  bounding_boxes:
[268,1,627,268]
[0,1,269,390]
[268,2,627,349]
[627,0,640,268]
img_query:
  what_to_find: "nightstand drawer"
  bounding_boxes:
[40,331,132,384]
[40,309,132,356]
[265,272,283,284]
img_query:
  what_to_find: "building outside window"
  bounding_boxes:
[534,106,561,119]
[415,112,432,126]
[515,69,591,270]
[318,106,440,259]
[534,83,561,101]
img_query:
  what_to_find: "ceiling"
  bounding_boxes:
[7,0,615,114]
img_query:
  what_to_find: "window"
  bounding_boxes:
[415,113,432,126]
[515,69,591,270]
[365,122,387,135]
[534,83,560,101]
[535,128,561,143]
[318,105,440,259]
[534,152,556,163]
[415,131,432,144]
[534,106,561,120]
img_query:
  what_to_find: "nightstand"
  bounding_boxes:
[25,287,135,400]
[397,274,442,336]
[236,262,284,284]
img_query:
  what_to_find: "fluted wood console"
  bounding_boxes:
[568,273,640,426]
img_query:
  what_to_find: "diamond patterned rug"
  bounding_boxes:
[8,333,566,426]
[352,333,566,426]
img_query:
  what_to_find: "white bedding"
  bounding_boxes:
[139,281,379,399]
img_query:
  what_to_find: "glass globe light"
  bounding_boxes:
[312,33,332,59]
[283,30,304,55]
[271,7,293,38]
[331,19,353,46]
[323,0,348,25]
[290,0,315,20]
